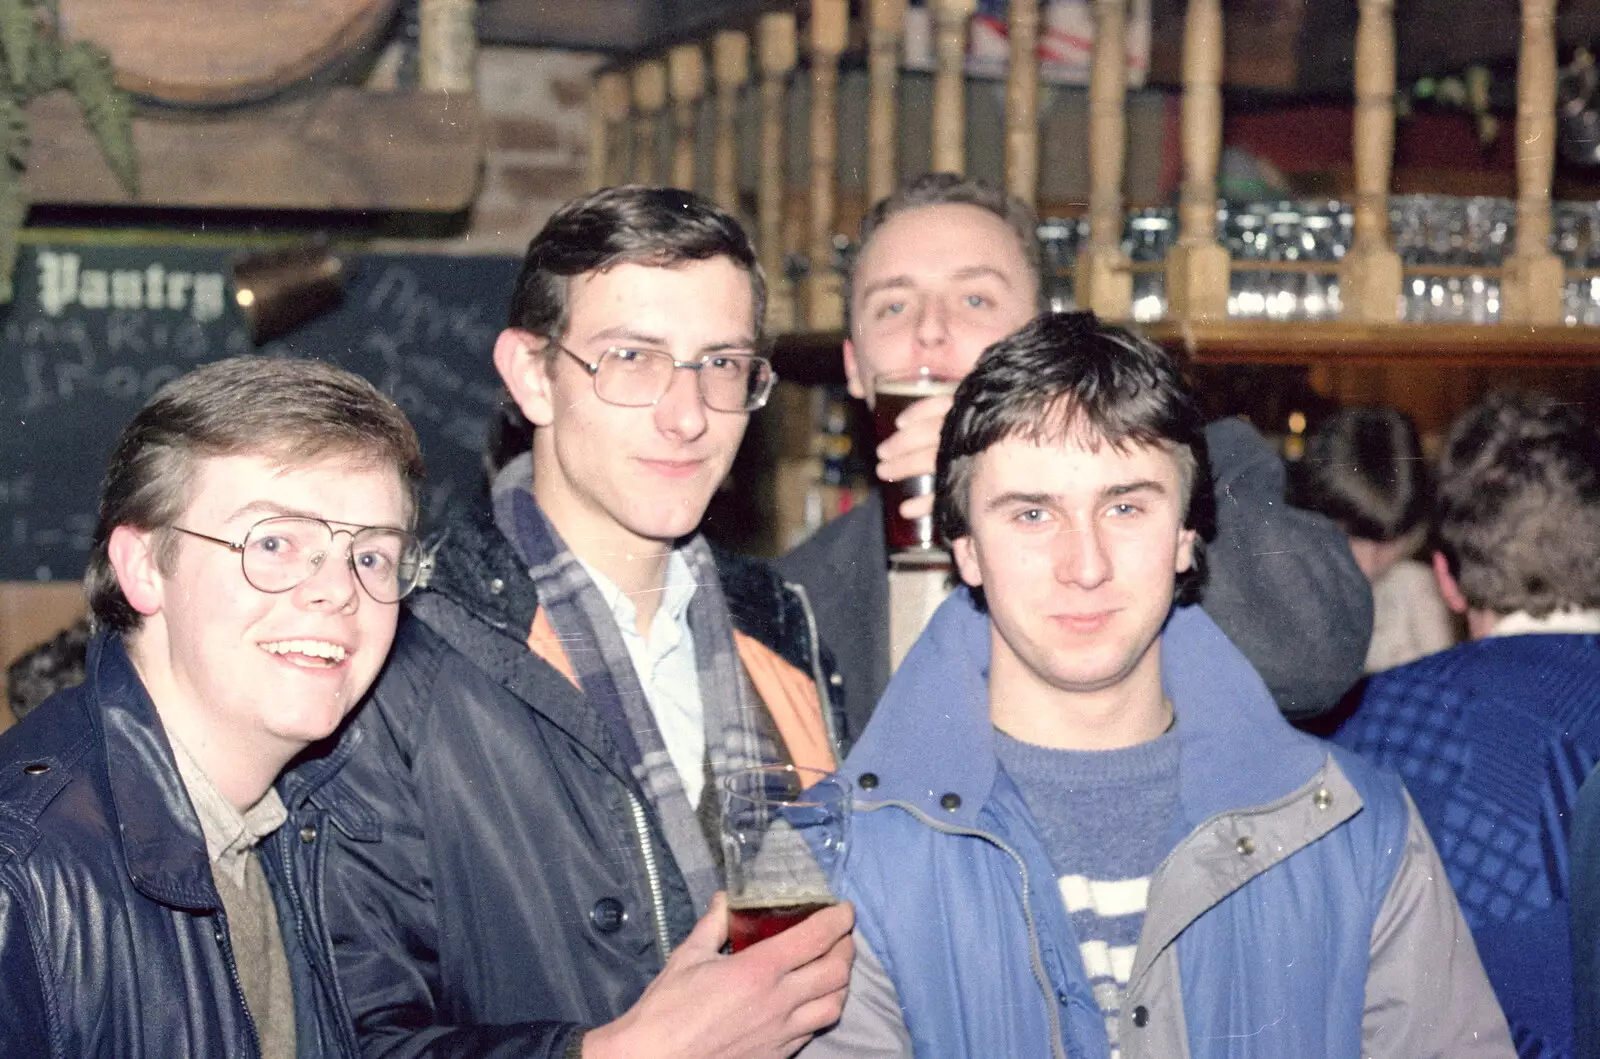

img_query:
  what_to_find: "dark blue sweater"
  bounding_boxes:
[1334,633,1600,1059]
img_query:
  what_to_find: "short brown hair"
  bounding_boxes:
[507,184,766,345]
[1436,390,1600,615]
[86,357,426,633]
[848,172,1045,332]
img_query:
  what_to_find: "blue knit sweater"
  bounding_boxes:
[1334,633,1600,1059]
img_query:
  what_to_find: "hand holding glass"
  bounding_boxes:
[720,765,850,953]
[872,369,959,561]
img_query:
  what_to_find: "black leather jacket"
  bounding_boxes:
[323,500,843,1058]
[0,634,362,1059]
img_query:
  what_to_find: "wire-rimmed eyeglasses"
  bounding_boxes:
[171,516,427,605]
[553,341,776,413]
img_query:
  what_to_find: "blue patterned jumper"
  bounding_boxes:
[1333,633,1600,1059]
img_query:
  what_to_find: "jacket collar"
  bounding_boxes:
[423,474,817,680]
[844,591,1327,831]
[90,633,220,913]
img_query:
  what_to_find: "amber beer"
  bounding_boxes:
[872,372,960,555]
[727,897,835,952]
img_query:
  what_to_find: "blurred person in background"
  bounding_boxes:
[1334,390,1600,1059]
[1301,406,1455,672]
[4,617,91,725]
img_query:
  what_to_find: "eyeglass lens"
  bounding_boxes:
[241,517,422,603]
[594,348,772,411]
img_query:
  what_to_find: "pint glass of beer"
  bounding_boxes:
[720,765,850,953]
[871,369,960,558]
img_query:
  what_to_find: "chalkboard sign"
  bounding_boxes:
[0,240,522,581]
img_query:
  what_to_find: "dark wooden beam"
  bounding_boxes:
[23,88,484,212]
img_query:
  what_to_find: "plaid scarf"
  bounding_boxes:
[491,457,777,915]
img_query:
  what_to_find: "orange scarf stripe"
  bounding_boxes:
[525,607,835,772]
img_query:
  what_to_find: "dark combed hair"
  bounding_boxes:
[86,356,426,634]
[1301,406,1430,542]
[1435,389,1600,615]
[506,184,766,343]
[935,311,1215,609]
[847,173,1045,331]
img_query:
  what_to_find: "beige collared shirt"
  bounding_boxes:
[169,736,297,1059]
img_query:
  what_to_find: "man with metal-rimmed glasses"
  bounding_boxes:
[0,356,426,1058]
[324,186,855,1059]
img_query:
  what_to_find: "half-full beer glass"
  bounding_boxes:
[720,765,850,953]
[871,368,960,560]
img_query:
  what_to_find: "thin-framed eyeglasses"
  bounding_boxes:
[170,516,427,605]
[552,341,776,413]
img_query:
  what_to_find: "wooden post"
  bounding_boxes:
[759,13,798,333]
[713,31,750,214]
[931,0,976,174]
[1337,0,1402,322]
[668,44,705,191]
[1005,0,1040,205]
[590,71,631,190]
[867,0,906,204]
[632,61,667,184]
[808,0,848,331]
[418,0,476,93]
[1503,0,1564,324]
[1165,0,1229,320]
[1074,0,1132,319]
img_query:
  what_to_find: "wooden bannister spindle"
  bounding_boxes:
[931,0,976,174]
[808,0,848,330]
[1337,0,1402,322]
[590,71,631,190]
[867,0,907,204]
[759,13,798,333]
[669,44,705,191]
[1503,0,1564,324]
[713,31,750,214]
[1074,0,1132,319]
[1165,0,1228,320]
[419,0,476,93]
[1005,0,1040,205]
[631,60,667,184]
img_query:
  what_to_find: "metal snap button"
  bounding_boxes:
[299,825,318,844]
[488,578,505,595]
[590,897,627,934]
[828,672,843,687]
[939,792,962,812]
[1313,788,1332,811]
[1132,1005,1149,1027]
[22,762,49,775]
[1236,836,1255,856]
[857,772,880,791]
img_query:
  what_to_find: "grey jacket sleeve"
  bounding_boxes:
[1363,792,1515,1058]
[1200,418,1373,719]
[798,933,913,1059]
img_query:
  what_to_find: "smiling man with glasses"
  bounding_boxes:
[0,356,425,1058]
[323,185,854,1059]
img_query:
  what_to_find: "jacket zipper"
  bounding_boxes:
[627,790,673,964]
[860,801,1069,1059]
[210,905,265,1059]
[783,580,841,754]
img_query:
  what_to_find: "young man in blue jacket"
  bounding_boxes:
[807,312,1512,1058]
[0,357,428,1057]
